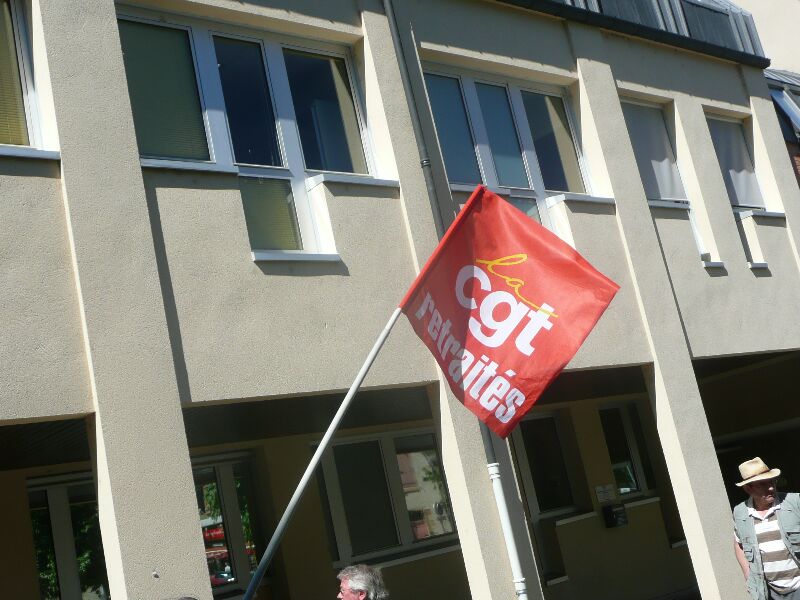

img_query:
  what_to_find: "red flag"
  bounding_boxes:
[399,186,619,437]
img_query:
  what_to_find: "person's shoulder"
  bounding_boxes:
[733,499,748,518]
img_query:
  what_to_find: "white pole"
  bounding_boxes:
[480,423,529,600]
[242,308,403,600]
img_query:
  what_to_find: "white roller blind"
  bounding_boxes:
[707,118,764,208]
[622,102,686,200]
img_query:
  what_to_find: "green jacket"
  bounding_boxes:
[733,492,800,600]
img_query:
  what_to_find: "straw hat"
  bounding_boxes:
[736,457,781,487]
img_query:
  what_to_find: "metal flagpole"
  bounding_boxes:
[480,422,529,600]
[242,308,403,600]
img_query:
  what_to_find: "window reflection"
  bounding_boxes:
[394,434,454,541]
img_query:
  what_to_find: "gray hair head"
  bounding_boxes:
[338,564,389,600]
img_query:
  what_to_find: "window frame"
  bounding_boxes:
[678,0,744,52]
[705,113,765,212]
[423,63,590,226]
[1,0,45,152]
[620,97,688,204]
[27,473,108,600]
[319,427,458,567]
[117,7,377,259]
[598,402,654,499]
[511,411,579,520]
[191,452,263,597]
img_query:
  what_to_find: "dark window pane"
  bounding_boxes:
[394,434,455,540]
[424,73,482,185]
[521,92,584,193]
[194,467,236,588]
[600,408,639,495]
[334,441,398,554]
[68,484,111,599]
[239,177,302,251]
[28,490,60,600]
[508,197,540,221]
[118,20,209,160]
[520,418,573,511]
[214,37,281,166]
[475,83,529,188]
[681,1,739,50]
[0,0,28,145]
[283,49,367,173]
[600,0,661,28]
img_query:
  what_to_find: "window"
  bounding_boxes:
[707,117,764,209]
[599,0,663,29]
[320,430,456,564]
[513,414,576,514]
[680,0,740,50]
[28,475,112,600]
[599,404,654,496]
[621,101,686,201]
[193,456,264,594]
[0,0,34,147]
[424,70,586,220]
[118,20,210,161]
[118,13,371,258]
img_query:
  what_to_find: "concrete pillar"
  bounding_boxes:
[567,23,748,600]
[358,3,543,598]
[34,1,211,598]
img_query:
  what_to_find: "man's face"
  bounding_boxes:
[744,478,777,508]
[338,578,366,600]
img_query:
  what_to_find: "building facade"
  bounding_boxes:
[1,0,799,599]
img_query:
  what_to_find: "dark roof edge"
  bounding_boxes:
[493,0,771,70]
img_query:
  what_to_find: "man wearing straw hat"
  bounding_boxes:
[733,457,800,600]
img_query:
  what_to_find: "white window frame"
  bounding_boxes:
[621,98,712,260]
[423,64,591,229]
[319,427,458,567]
[0,0,57,159]
[192,452,261,598]
[27,473,106,600]
[598,402,654,499]
[706,113,765,212]
[117,7,380,261]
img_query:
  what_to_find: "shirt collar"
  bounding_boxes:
[746,494,783,518]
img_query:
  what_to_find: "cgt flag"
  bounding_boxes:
[399,186,619,437]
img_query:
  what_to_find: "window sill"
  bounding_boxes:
[546,575,570,587]
[623,495,660,509]
[251,250,341,263]
[0,145,60,161]
[748,261,769,270]
[141,158,238,174]
[554,510,597,526]
[703,260,725,269]
[305,172,400,192]
[546,192,615,208]
[648,199,691,210]
[735,209,787,221]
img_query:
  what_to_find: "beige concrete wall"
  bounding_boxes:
[555,501,695,600]
[734,0,800,73]
[146,172,437,403]
[0,159,91,422]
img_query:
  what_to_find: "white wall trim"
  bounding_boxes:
[305,172,400,192]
